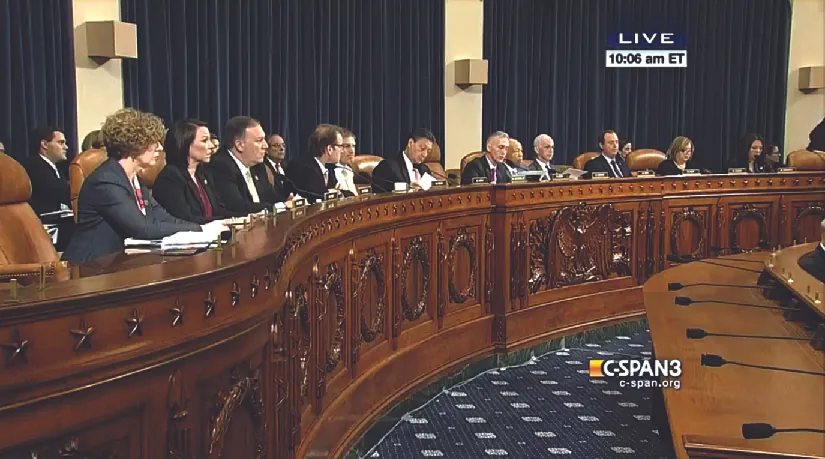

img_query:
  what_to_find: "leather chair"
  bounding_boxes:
[350,155,384,184]
[572,152,600,170]
[138,147,166,187]
[459,151,485,178]
[0,152,67,284]
[626,149,666,171]
[69,148,107,220]
[422,143,447,180]
[787,150,825,171]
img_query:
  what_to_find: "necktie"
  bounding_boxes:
[245,170,260,203]
[546,164,553,178]
[414,168,421,182]
[611,160,623,178]
[491,167,497,183]
[134,184,146,213]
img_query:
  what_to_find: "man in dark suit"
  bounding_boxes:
[263,133,294,195]
[285,124,346,202]
[584,130,630,178]
[526,134,557,178]
[371,128,435,193]
[799,219,825,284]
[461,131,512,185]
[25,125,71,215]
[808,116,825,152]
[209,117,290,214]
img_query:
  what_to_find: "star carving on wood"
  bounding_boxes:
[125,308,144,338]
[0,329,30,366]
[204,291,216,318]
[170,299,184,327]
[69,319,95,351]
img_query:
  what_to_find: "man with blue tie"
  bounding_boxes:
[584,130,630,178]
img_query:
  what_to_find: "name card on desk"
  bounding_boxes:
[393,182,409,192]
[684,169,700,175]
[727,168,747,174]
[592,172,609,178]
[431,180,448,188]
[472,177,490,184]
[778,167,796,173]
[511,175,527,183]
[552,173,569,180]
[637,170,654,176]
[292,198,306,208]
[357,185,373,195]
[324,191,340,202]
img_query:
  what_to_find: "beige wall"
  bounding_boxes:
[785,0,825,154]
[73,0,123,147]
[444,0,484,170]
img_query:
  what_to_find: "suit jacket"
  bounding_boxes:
[207,150,285,214]
[655,159,684,176]
[460,156,512,185]
[808,117,825,152]
[262,157,295,196]
[798,244,825,284]
[62,158,202,264]
[371,153,432,193]
[25,154,71,215]
[583,155,631,178]
[727,155,774,174]
[285,155,340,202]
[152,164,247,224]
[526,159,557,177]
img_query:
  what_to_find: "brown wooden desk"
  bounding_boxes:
[644,250,825,458]
[0,173,822,458]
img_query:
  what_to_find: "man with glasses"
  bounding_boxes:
[333,129,359,196]
[286,124,349,202]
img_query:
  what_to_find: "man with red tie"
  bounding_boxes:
[461,131,513,185]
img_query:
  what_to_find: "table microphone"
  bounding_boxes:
[742,423,825,439]
[686,328,821,342]
[700,353,825,376]
[335,165,403,193]
[668,282,775,291]
[674,296,797,311]
[666,255,763,274]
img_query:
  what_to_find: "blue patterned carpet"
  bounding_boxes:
[362,330,674,458]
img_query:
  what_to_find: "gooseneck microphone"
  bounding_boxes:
[700,354,825,376]
[666,255,763,274]
[686,328,821,342]
[335,164,399,193]
[674,296,797,311]
[668,282,775,291]
[742,423,825,439]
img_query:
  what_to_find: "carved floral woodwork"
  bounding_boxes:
[293,284,311,408]
[354,249,386,344]
[447,228,477,304]
[320,263,346,374]
[167,369,190,459]
[669,207,707,259]
[399,237,430,323]
[510,214,527,305]
[729,204,769,252]
[484,217,495,311]
[208,363,265,459]
[792,202,825,243]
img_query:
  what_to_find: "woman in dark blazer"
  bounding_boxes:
[656,136,694,176]
[728,133,775,173]
[153,119,247,224]
[62,109,204,264]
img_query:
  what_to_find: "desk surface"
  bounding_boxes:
[644,251,825,458]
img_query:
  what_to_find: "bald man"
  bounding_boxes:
[526,134,557,179]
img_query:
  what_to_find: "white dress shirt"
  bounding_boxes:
[402,151,419,182]
[228,150,260,203]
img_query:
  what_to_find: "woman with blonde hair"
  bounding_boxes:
[656,136,694,176]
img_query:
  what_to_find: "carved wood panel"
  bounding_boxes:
[207,363,265,459]
[350,243,389,369]
[313,258,347,411]
[662,200,716,263]
[778,193,825,246]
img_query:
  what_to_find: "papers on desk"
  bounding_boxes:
[417,173,436,191]
[39,209,74,219]
[563,168,587,180]
[125,227,225,253]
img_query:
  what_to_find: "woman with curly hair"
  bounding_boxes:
[62,108,210,263]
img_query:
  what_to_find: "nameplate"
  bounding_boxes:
[292,208,306,218]
[393,182,409,192]
[727,168,747,174]
[431,180,447,188]
[292,198,306,208]
[324,191,340,202]
[637,170,654,176]
[778,167,795,173]
[472,177,490,184]
[553,173,569,180]
[357,185,373,195]
[511,175,527,183]
[684,169,700,175]
[592,172,609,178]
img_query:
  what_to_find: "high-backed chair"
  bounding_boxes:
[138,147,166,187]
[0,152,67,284]
[787,150,825,171]
[422,143,447,180]
[459,151,485,178]
[350,155,384,184]
[572,152,600,170]
[69,148,107,220]
[626,149,666,171]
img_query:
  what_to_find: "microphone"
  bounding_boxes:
[334,164,399,193]
[274,170,330,203]
[674,296,798,311]
[742,423,825,439]
[666,254,763,274]
[700,353,825,376]
[686,328,822,342]
[668,282,775,291]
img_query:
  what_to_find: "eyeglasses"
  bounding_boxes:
[343,144,356,149]
[331,144,344,148]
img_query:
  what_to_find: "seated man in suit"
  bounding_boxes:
[371,128,435,193]
[584,130,630,178]
[209,116,291,214]
[332,129,359,195]
[26,125,71,216]
[262,133,294,195]
[808,116,825,152]
[62,108,207,264]
[285,124,346,202]
[526,134,557,179]
[461,131,512,185]
[799,219,825,284]
[504,138,528,174]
